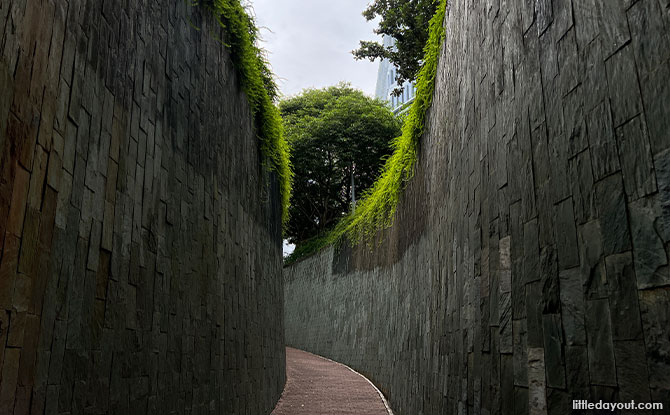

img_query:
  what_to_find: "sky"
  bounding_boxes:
[250,0,381,98]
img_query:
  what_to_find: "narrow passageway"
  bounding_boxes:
[272,348,392,415]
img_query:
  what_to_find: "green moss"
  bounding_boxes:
[194,0,292,225]
[287,0,447,263]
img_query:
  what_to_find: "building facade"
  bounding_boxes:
[374,36,416,114]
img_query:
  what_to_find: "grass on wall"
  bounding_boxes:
[285,0,447,264]
[194,0,293,225]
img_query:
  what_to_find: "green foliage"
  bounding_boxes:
[195,0,292,224]
[281,84,402,246]
[353,0,438,96]
[286,0,447,264]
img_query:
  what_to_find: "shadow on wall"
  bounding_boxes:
[0,1,285,414]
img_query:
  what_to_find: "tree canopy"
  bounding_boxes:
[352,0,438,96]
[281,84,402,246]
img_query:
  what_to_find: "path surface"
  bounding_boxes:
[272,347,392,415]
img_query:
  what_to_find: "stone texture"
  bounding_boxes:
[282,1,670,414]
[0,2,285,414]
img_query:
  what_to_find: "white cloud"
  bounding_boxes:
[250,0,381,98]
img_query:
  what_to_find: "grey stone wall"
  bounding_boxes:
[284,0,670,413]
[0,1,285,414]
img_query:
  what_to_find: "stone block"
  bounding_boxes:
[640,63,670,155]
[513,319,528,387]
[614,340,652,402]
[0,348,20,413]
[595,0,631,58]
[523,219,540,284]
[563,86,588,158]
[565,345,590,398]
[587,101,620,181]
[568,150,596,224]
[628,196,670,289]
[546,388,571,415]
[606,46,643,128]
[594,173,631,255]
[542,314,565,389]
[540,246,559,313]
[616,115,657,200]
[628,0,669,76]
[558,28,579,96]
[638,288,670,403]
[585,299,617,386]
[526,281,544,348]
[604,252,643,340]
[578,220,608,299]
[528,347,547,414]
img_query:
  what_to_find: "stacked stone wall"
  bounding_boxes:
[0,1,285,413]
[284,0,670,413]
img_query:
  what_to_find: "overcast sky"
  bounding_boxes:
[250,0,381,98]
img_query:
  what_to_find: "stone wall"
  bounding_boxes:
[284,0,670,413]
[0,1,285,414]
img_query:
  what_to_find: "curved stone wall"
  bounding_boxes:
[0,1,284,414]
[284,0,670,413]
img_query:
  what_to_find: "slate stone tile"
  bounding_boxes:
[628,0,670,76]
[554,198,580,269]
[539,29,558,91]
[546,388,571,415]
[605,252,644,341]
[514,386,529,415]
[640,63,670,156]
[541,246,560,313]
[523,219,540,284]
[528,347,547,414]
[558,28,580,97]
[531,123,551,188]
[562,89,590,158]
[547,132,570,203]
[615,115,657,200]
[638,288,670,403]
[565,345,591,398]
[587,101,620,181]
[578,220,609,299]
[606,46,644,128]
[614,340,652,402]
[568,150,596,225]
[536,0,553,35]
[595,174,631,255]
[653,150,670,243]
[595,0,631,58]
[513,319,528,387]
[501,354,514,414]
[585,299,617,386]
[590,385,619,406]
[573,0,599,49]
[526,281,544,348]
[559,268,587,346]
[542,314,566,389]
[0,348,20,413]
[628,196,670,289]
[499,292,513,353]
[521,0,535,33]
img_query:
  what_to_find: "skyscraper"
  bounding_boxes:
[374,35,416,114]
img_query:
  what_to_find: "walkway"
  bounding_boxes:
[272,347,392,415]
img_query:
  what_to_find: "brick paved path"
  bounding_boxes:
[271,347,392,415]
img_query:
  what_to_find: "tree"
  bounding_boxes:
[352,0,438,96]
[281,84,402,246]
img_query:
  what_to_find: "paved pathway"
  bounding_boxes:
[272,347,392,415]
